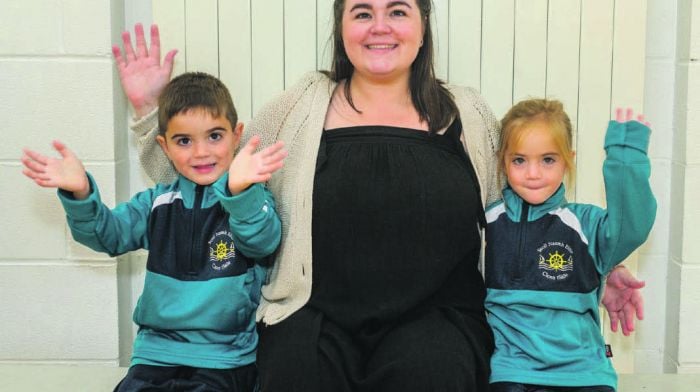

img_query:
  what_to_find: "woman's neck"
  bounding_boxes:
[323,73,427,131]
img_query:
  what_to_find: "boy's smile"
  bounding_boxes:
[156,108,242,186]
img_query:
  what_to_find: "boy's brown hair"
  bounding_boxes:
[499,98,576,187]
[158,72,237,135]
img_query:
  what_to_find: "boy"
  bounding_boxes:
[21,72,286,391]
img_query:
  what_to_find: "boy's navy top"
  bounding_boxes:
[485,121,656,390]
[57,173,281,369]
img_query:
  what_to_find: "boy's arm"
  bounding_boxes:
[591,115,657,271]
[58,174,153,257]
[216,183,282,260]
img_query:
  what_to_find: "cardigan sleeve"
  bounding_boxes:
[130,108,177,184]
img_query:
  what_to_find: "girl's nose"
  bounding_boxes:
[526,163,541,179]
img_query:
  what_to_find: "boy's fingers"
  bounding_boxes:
[23,149,48,165]
[112,46,125,68]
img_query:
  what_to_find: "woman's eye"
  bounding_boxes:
[354,12,372,19]
[390,9,407,17]
[175,138,191,146]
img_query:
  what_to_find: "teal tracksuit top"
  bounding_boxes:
[484,121,656,390]
[58,173,281,369]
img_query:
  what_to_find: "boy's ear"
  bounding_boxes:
[233,122,244,150]
[156,135,171,160]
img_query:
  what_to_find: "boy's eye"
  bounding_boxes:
[175,137,191,146]
[209,132,223,141]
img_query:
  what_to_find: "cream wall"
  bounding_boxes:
[0,0,127,365]
[0,0,697,375]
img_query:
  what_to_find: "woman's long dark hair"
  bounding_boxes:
[326,0,458,133]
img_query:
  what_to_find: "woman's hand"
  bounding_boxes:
[22,141,90,200]
[228,136,287,195]
[112,23,178,118]
[602,265,645,336]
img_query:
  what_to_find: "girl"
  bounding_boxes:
[485,99,656,392]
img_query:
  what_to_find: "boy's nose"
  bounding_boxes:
[193,142,208,157]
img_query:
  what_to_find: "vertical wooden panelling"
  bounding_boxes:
[448,0,482,89]
[611,0,647,109]
[513,0,548,102]
[185,0,219,75]
[251,0,284,114]
[152,0,186,78]
[317,0,334,71]
[219,0,253,121]
[481,0,515,119]
[432,0,449,80]
[546,0,581,132]
[576,0,614,205]
[284,0,318,88]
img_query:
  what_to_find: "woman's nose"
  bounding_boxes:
[370,15,391,34]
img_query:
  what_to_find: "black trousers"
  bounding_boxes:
[113,363,257,392]
[490,382,615,392]
[257,306,492,392]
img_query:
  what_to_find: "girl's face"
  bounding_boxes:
[341,0,424,82]
[504,122,571,205]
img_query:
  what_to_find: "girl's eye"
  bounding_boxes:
[511,157,525,166]
[543,156,557,165]
[175,137,191,146]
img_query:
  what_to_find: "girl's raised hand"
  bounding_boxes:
[228,136,287,195]
[112,23,178,118]
[22,141,90,200]
[615,107,651,127]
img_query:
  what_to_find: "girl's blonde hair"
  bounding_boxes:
[498,98,576,188]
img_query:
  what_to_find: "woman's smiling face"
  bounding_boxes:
[341,0,424,82]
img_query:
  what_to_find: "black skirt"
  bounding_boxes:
[257,120,494,392]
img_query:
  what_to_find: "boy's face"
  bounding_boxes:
[156,108,242,186]
[504,123,570,205]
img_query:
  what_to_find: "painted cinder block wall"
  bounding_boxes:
[0,0,127,365]
[0,0,698,374]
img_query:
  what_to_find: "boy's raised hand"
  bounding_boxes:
[228,136,287,195]
[22,141,90,200]
[112,23,178,118]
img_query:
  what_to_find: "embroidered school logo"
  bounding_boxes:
[537,241,574,281]
[208,230,236,271]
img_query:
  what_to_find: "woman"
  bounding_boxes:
[114,1,645,390]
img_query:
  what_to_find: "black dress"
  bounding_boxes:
[257,119,494,392]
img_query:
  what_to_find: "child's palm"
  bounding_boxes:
[22,141,89,198]
[228,136,286,195]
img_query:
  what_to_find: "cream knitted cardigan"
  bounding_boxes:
[131,71,502,325]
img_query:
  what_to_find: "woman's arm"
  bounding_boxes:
[113,24,179,184]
